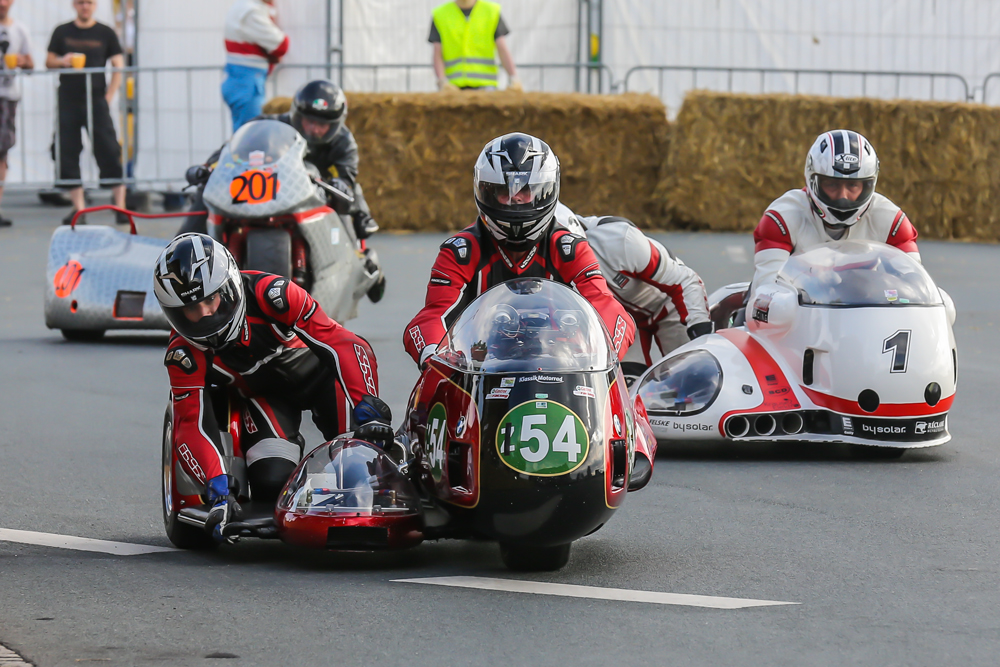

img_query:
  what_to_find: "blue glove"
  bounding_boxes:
[204,474,241,542]
[353,395,394,450]
[354,394,391,427]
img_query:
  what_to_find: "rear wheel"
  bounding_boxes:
[499,542,572,571]
[849,445,906,460]
[162,407,216,550]
[244,229,292,277]
[62,329,105,342]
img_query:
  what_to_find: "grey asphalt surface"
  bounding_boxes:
[2,195,1000,666]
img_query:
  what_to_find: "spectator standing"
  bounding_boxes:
[0,0,33,228]
[223,0,289,132]
[46,0,126,226]
[429,0,521,92]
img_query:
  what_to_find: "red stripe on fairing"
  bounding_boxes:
[716,328,802,431]
[800,386,954,417]
[292,206,334,223]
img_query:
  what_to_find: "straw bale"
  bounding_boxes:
[661,91,1000,240]
[321,92,670,231]
[262,96,292,115]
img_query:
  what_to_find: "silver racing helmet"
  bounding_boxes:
[804,129,880,227]
[474,132,560,252]
[153,233,246,348]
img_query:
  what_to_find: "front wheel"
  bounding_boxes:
[849,445,906,460]
[62,329,105,342]
[620,362,648,389]
[499,542,572,571]
[162,407,216,550]
[244,228,292,278]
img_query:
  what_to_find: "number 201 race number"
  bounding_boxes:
[230,170,280,205]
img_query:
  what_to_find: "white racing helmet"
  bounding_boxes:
[804,129,880,227]
[153,233,246,349]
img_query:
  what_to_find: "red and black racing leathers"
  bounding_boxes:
[403,219,636,364]
[165,271,380,488]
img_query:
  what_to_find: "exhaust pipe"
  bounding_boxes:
[726,415,750,438]
[753,414,776,436]
[781,412,804,435]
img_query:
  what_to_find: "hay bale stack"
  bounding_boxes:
[662,91,1000,240]
[343,92,669,231]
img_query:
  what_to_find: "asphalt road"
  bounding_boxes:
[2,196,1000,666]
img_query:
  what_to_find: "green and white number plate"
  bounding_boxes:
[495,400,590,476]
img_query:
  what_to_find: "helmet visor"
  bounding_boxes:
[814,174,876,213]
[475,178,558,217]
[291,108,343,146]
[163,281,242,346]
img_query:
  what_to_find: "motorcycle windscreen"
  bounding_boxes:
[277,439,418,517]
[434,277,616,374]
[229,120,300,167]
[778,240,941,307]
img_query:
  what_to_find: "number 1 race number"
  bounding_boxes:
[230,170,279,205]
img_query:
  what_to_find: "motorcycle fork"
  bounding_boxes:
[291,232,309,289]
[225,226,247,266]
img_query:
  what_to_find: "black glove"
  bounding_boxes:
[687,321,714,340]
[323,178,354,215]
[353,395,394,450]
[352,211,379,240]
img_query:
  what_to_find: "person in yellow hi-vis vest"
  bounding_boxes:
[429,0,521,92]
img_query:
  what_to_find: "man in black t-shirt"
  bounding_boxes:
[46,0,127,226]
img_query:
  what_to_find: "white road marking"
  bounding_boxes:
[725,245,749,264]
[0,642,32,665]
[393,576,798,609]
[0,529,174,556]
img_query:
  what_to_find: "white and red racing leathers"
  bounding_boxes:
[751,188,920,296]
[224,0,289,73]
[165,272,379,486]
[568,212,711,365]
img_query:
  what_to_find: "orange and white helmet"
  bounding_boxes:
[804,129,880,227]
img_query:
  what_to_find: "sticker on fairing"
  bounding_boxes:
[230,169,280,205]
[425,403,447,482]
[495,401,590,476]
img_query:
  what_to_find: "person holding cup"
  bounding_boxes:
[0,0,33,228]
[46,0,127,226]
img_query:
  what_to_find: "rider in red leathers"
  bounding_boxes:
[154,233,392,540]
[403,132,635,366]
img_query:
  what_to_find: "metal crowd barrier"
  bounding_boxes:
[269,62,617,95]
[623,65,973,112]
[4,63,995,194]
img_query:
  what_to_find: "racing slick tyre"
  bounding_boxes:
[499,542,572,571]
[620,362,649,389]
[244,228,292,278]
[848,445,906,460]
[162,408,217,550]
[61,329,105,342]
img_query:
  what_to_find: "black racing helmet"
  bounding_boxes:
[153,234,246,349]
[290,79,348,148]
[474,132,560,252]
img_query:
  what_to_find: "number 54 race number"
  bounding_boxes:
[496,401,590,476]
